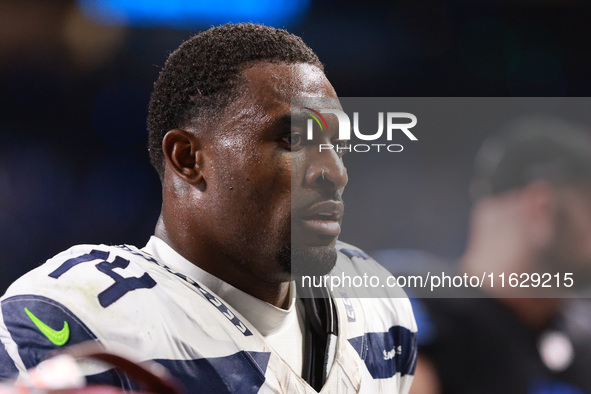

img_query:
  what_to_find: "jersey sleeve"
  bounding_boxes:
[0,295,99,372]
[0,244,156,388]
[0,295,131,387]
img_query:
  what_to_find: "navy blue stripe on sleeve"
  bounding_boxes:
[1,295,97,370]
[0,339,18,379]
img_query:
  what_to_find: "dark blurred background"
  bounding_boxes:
[2,0,591,293]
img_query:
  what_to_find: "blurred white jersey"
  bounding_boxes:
[0,240,417,393]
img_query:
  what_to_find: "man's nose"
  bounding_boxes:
[304,149,348,191]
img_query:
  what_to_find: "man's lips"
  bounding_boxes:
[299,200,344,237]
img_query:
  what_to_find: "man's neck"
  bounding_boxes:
[154,216,291,309]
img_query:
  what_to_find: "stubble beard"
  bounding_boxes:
[276,243,337,280]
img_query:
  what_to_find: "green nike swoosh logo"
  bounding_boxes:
[24,307,70,346]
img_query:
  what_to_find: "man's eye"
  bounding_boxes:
[281,134,304,151]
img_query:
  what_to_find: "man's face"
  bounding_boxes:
[195,62,347,285]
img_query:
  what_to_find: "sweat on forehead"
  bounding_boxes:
[242,62,331,97]
[198,62,337,148]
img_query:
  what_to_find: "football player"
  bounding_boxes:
[0,24,417,393]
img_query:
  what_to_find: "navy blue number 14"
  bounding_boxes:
[49,250,156,307]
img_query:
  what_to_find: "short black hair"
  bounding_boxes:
[147,23,324,178]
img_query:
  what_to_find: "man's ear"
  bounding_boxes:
[162,129,204,185]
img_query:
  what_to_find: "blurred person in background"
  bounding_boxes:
[386,117,591,394]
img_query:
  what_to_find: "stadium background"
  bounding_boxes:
[1,0,591,293]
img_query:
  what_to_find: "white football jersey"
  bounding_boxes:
[0,241,417,393]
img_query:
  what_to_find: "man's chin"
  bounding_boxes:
[289,245,337,279]
[275,243,337,280]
